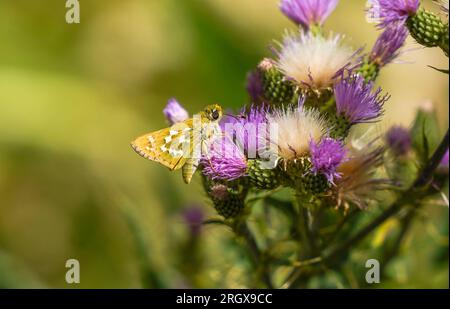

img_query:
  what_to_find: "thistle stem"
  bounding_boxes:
[380,208,416,272]
[414,129,449,187]
[323,128,449,263]
[294,193,318,257]
[233,220,273,288]
[282,128,449,288]
[283,193,320,288]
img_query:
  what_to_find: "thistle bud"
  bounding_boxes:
[385,126,412,156]
[302,173,330,194]
[302,88,334,109]
[284,157,311,182]
[284,157,329,193]
[358,60,380,82]
[332,75,388,138]
[209,184,244,218]
[247,159,281,190]
[258,58,297,106]
[286,157,330,194]
[328,113,352,139]
[204,183,244,219]
[407,9,447,48]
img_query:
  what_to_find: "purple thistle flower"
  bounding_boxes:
[310,137,347,184]
[367,0,420,29]
[280,0,339,29]
[163,98,189,125]
[246,70,264,103]
[221,105,270,159]
[242,105,270,156]
[440,149,449,169]
[202,137,247,181]
[183,206,204,236]
[385,125,412,155]
[334,75,389,124]
[369,22,409,66]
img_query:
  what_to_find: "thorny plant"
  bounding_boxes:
[134,0,449,288]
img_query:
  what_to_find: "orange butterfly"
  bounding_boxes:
[131,104,223,184]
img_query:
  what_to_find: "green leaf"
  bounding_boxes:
[410,108,441,165]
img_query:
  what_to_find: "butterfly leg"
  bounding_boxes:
[200,140,217,175]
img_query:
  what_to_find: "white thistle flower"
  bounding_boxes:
[268,106,327,161]
[332,144,388,210]
[435,0,449,16]
[275,31,358,90]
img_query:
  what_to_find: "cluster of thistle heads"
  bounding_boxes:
[163,0,449,218]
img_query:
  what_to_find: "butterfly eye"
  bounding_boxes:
[211,110,220,120]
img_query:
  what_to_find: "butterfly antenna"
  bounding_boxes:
[224,113,244,120]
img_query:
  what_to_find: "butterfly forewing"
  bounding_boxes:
[131,119,194,171]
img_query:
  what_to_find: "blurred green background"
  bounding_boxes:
[0,0,448,288]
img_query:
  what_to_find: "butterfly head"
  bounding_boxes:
[202,104,223,122]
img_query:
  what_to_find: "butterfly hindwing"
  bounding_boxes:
[131,120,194,171]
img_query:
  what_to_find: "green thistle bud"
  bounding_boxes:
[358,59,379,82]
[258,58,298,105]
[246,159,281,190]
[328,113,351,140]
[284,157,330,194]
[209,183,244,219]
[302,173,330,194]
[284,157,311,181]
[202,175,246,219]
[407,9,446,48]
[302,88,334,110]
[214,196,244,219]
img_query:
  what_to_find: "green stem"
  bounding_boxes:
[282,128,449,288]
[120,204,166,288]
[321,209,359,249]
[323,128,449,263]
[283,193,319,288]
[414,129,449,187]
[233,220,273,288]
[380,208,416,272]
[294,193,318,257]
